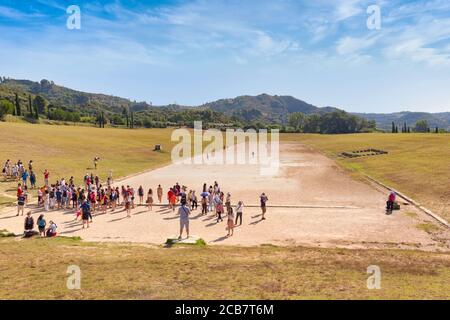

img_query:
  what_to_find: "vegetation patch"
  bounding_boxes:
[0,229,15,237]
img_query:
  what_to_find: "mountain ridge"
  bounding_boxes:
[1,77,448,129]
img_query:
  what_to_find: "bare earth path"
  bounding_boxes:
[1,142,448,250]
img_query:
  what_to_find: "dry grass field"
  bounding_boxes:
[282,133,450,221]
[0,237,449,300]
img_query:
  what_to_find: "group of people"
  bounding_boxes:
[3,159,38,189]
[6,157,273,240]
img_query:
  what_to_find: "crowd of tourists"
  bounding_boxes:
[4,158,271,241]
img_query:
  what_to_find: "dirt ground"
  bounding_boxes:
[1,142,448,250]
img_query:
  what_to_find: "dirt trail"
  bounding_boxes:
[0,142,447,250]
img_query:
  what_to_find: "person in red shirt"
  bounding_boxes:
[43,169,49,187]
[168,188,176,212]
[386,191,396,214]
[17,183,23,197]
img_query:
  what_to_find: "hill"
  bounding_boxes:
[201,94,340,123]
[354,111,450,131]
[1,77,448,131]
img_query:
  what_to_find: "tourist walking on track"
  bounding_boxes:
[260,193,268,220]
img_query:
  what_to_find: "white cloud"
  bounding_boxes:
[336,35,379,55]
[334,0,364,21]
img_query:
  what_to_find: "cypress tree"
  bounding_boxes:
[130,111,134,129]
[34,104,39,119]
[28,95,33,118]
[391,122,395,133]
[15,93,21,116]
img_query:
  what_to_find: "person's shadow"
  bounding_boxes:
[211,235,229,243]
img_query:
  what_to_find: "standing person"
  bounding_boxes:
[93,157,99,170]
[191,191,198,210]
[178,199,191,240]
[43,169,49,187]
[168,188,176,212]
[138,186,144,205]
[235,201,244,226]
[157,185,163,203]
[215,194,224,223]
[124,189,132,218]
[226,205,235,237]
[225,192,231,208]
[28,160,33,172]
[29,170,36,189]
[17,193,26,216]
[129,186,136,209]
[23,186,29,205]
[200,190,208,215]
[260,193,268,220]
[80,200,91,229]
[37,214,46,237]
[386,191,396,214]
[208,188,214,213]
[146,188,153,211]
[37,187,43,206]
[44,190,50,211]
[21,169,29,188]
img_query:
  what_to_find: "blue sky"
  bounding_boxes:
[0,0,449,113]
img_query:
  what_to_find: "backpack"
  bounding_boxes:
[25,217,33,229]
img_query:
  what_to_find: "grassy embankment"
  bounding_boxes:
[0,122,192,207]
[0,237,449,299]
[282,133,450,221]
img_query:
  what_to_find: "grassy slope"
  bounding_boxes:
[0,122,180,206]
[0,237,449,299]
[282,133,450,221]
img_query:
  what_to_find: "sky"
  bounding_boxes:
[0,0,449,113]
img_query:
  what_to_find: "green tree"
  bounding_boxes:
[33,95,47,114]
[414,120,429,133]
[288,112,306,132]
[0,99,15,119]
[15,93,21,116]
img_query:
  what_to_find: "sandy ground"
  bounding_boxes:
[1,142,448,250]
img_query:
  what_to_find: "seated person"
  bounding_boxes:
[46,220,58,237]
[23,211,37,238]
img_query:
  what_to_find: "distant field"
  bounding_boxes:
[282,133,450,221]
[0,122,178,201]
[0,237,448,299]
